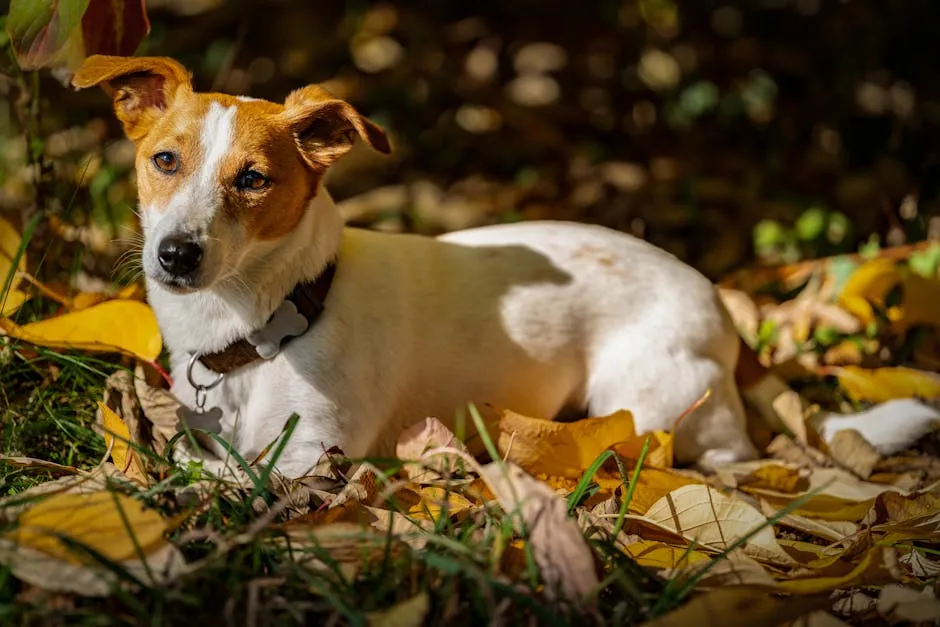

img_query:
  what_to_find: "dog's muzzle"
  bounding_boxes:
[157,235,203,277]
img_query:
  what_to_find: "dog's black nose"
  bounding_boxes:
[157,236,203,277]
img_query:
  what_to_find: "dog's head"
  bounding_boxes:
[73,55,389,292]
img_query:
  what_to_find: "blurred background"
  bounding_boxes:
[2,0,940,286]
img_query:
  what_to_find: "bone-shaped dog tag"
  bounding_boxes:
[176,405,224,434]
[247,299,309,359]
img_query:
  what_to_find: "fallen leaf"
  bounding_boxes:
[497,408,669,477]
[745,467,904,521]
[827,366,940,403]
[668,551,779,590]
[0,216,29,315]
[0,300,162,361]
[759,503,857,543]
[899,548,940,578]
[624,540,711,570]
[714,461,807,493]
[779,547,900,594]
[645,485,795,564]
[396,417,470,482]
[640,587,826,627]
[478,462,599,604]
[407,486,474,522]
[368,592,430,627]
[6,491,172,563]
[789,611,853,627]
[330,464,380,509]
[870,490,940,542]
[622,467,703,515]
[838,258,903,326]
[96,402,148,486]
[828,430,880,479]
[876,584,940,623]
[0,456,79,477]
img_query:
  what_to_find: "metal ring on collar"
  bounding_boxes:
[186,353,225,391]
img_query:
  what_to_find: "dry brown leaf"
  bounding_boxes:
[766,435,831,469]
[644,485,795,565]
[713,461,807,493]
[280,521,401,581]
[478,462,599,604]
[667,550,779,590]
[779,547,900,594]
[870,489,940,542]
[330,464,380,509]
[395,417,469,483]
[745,467,905,522]
[497,408,672,478]
[759,503,857,543]
[828,430,880,479]
[639,586,825,627]
[899,548,940,579]
[788,612,853,627]
[0,456,79,476]
[367,592,430,627]
[876,584,940,623]
[362,506,434,550]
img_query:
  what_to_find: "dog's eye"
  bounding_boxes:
[152,152,179,173]
[235,170,269,191]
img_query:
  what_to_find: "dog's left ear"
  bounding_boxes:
[281,85,391,168]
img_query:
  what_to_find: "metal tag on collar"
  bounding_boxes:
[176,353,225,433]
[246,298,309,359]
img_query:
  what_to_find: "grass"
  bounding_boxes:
[0,342,672,625]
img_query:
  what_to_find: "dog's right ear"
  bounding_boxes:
[72,55,192,141]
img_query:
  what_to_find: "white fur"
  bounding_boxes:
[142,102,237,288]
[142,106,935,479]
[153,184,760,476]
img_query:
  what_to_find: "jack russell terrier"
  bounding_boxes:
[73,55,938,477]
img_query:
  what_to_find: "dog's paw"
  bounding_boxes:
[816,398,940,455]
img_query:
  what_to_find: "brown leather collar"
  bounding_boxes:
[197,261,337,374]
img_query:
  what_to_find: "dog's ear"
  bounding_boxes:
[281,85,391,168]
[72,55,192,141]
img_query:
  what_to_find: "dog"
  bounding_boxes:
[73,56,938,477]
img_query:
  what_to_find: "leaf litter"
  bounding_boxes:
[2,220,940,623]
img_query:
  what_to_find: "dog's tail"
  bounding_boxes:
[734,337,939,455]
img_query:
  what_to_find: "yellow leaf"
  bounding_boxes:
[1,288,29,316]
[0,299,162,361]
[839,258,940,330]
[97,402,148,485]
[779,547,898,594]
[839,258,900,325]
[407,487,474,522]
[0,216,26,283]
[498,408,664,478]
[627,467,703,515]
[6,491,172,565]
[624,540,710,570]
[611,429,673,468]
[368,592,430,627]
[0,216,28,316]
[830,366,940,403]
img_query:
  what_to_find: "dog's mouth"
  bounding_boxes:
[153,273,201,293]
